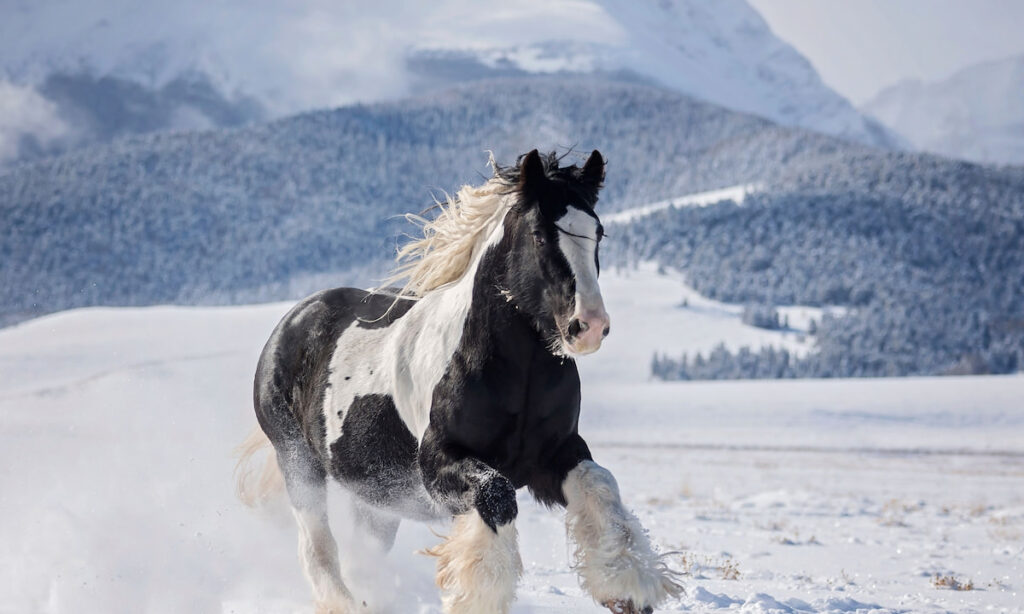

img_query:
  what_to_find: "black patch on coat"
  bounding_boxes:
[329,393,420,507]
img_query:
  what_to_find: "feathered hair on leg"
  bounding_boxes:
[563,461,683,611]
[422,510,523,614]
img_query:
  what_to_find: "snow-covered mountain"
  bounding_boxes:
[863,54,1024,166]
[3,75,1022,375]
[0,0,895,164]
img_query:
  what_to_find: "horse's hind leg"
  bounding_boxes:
[277,443,356,613]
[351,499,401,553]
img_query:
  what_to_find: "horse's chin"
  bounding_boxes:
[555,331,603,357]
[564,340,603,357]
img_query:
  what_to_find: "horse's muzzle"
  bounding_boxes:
[566,308,611,355]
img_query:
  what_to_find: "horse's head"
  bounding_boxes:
[501,149,610,357]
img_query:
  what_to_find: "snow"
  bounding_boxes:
[587,262,822,384]
[2,267,1023,612]
[602,184,760,224]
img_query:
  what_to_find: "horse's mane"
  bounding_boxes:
[385,159,515,298]
[385,151,587,299]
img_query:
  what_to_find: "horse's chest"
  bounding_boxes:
[445,356,581,480]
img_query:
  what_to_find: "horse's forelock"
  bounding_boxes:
[498,151,602,211]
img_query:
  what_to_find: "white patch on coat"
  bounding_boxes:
[562,460,683,610]
[554,206,605,317]
[322,323,390,447]
[323,209,509,450]
[424,510,522,614]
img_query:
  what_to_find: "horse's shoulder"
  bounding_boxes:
[285,286,416,330]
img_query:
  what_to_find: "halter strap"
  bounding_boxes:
[554,224,601,242]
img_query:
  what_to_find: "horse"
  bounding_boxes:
[236,149,681,614]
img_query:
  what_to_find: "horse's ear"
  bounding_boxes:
[519,149,546,192]
[581,149,605,193]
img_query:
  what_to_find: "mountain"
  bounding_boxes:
[0,0,895,165]
[3,75,1022,377]
[863,54,1024,166]
[408,0,896,147]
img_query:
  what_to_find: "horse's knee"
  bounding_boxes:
[563,459,619,506]
[526,434,593,507]
[474,473,517,531]
[426,510,522,614]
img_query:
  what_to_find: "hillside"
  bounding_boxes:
[863,54,1024,166]
[612,154,1024,377]
[0,76,843,324]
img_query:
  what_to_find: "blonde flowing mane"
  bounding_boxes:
[386,172,516,298]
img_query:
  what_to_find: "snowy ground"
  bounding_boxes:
[1,266,1022,613]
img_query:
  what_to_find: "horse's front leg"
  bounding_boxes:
[419,433,522,614]
[563,460,683,614]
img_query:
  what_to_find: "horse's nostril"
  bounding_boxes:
[602,325,610,338]
[567,319,582,338]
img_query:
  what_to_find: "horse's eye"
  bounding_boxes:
[532,230,546,246]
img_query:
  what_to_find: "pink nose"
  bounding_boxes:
[569,309,611,350]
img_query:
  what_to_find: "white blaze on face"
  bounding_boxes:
[554,206,610,354]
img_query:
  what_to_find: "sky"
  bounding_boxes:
[747,0,1024,104]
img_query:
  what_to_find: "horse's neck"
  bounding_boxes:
[423,225,504,318]
[418,224,526,355]
[388,222,512,438]
[466,242,544,358]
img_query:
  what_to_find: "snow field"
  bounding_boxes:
[1,267,1022,612]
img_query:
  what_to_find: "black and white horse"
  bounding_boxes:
[237,150,681,613]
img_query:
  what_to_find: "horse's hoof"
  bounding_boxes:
[602,599,654,614]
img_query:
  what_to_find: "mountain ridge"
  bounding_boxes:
[0,0,896,165]
[0,75,854,324]
[863,53,1024,166]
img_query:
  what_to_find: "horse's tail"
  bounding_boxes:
[234,426,285,507]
